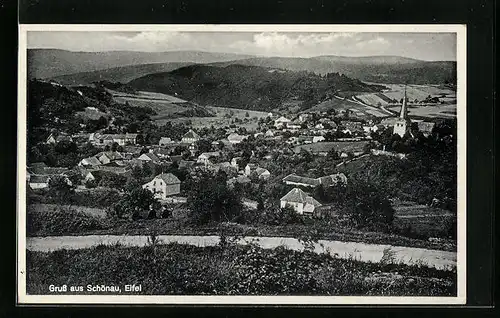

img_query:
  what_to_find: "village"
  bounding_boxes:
[27,87,440,220]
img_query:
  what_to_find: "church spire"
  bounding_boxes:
[399,85,408,119]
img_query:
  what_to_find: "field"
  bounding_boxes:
[355,84,457,119]
[309,96,389,118]
[393,201,456,240]
[164,106,269,130]
[294,141,369,154]
[26,243,456,296]
[108,89,212,121]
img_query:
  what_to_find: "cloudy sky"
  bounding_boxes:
[28,31,457,61]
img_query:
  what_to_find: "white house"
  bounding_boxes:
[142,173,181,200]
[280,188,322,215]
[28,175,51,189]
[312,136,325,143]
[244,163,258,176]
[159,137,173,146]
[274,116,291,128]
[181,129,200,143]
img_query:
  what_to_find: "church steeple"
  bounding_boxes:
[399,85,408,119]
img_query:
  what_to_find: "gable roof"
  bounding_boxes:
[140,152,160,162]
[282,174,320,187]
[29,175,51,184]
[280,188,309,203]
[275,116,291,123]
[155,173,181,185]
[182,129,200,140]
[81,157,102,166]
[99,151,124,160]
[255,167,270,175]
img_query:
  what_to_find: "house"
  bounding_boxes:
[254,167,271,180]
[227,133,248,144]
[282,174,320,188]
[244,163,258,176]
[28,175,51,189]
[142,173,181,200]
[181,129,200,143]
[90,133,138,146]
[78,156,102,168]
[179,160,196,169]
[265,130,275,137]
[312,136,325,143]
[138,152,161,163]
[96,162,130,174]
[280,188,322,215]
[417,121,436,137]
[274,116,291,128]
[97,151,124,165]
[341,121,364,133]
[152,148,171,160]
[46,133,73,144]
[227,175,251,189]
[159,137,173,146]
[317,173,348,186]
[197,151,220,166]
[298,113,312,122]
[231,157,243,169]
[298,136,314,144]
[286,121,302,131]
[84,170,121,184]
[282,173,346,188]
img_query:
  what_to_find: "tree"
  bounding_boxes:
[111,188,160,220]
[187,173,243,224]
[48,175,75,204]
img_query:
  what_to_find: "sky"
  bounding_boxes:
[27,31,457,61]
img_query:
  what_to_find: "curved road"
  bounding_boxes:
[26,235,456,271]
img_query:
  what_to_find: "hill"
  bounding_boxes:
[213,56,456,84]
[50,62,195,86]
[127,64,385,112]
[28,49,254,79]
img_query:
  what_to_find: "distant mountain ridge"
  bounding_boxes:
[28,49,254,79]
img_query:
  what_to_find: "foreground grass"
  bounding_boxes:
[27,242,456,296]
[26,204,456,252]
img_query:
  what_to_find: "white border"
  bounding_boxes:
[17,24,467,305]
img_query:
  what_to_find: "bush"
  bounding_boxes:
[27,206,109,236]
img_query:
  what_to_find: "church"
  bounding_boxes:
[393,86,411,137]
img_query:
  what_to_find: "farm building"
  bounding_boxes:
[254,167,271,180]
[283,173,347,188]
[280,188,322,215]
[97,151,124,165]
[417,121,436,137]
[45,133,73,145]
[89,133,138,146]
[142,173,181,200]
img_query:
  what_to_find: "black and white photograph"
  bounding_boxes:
[17,24,466,304]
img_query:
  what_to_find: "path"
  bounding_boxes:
[26,235,456,271]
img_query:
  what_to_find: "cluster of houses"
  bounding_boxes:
[31,93,439,217]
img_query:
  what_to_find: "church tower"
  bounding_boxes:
[393,86,411,137]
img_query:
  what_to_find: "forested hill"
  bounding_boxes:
[127,64,386,111]
[213,57,457,85]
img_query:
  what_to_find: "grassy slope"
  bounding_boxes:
[27,243,456,296]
